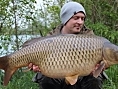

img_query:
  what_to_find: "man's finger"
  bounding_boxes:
[28,63,33,68]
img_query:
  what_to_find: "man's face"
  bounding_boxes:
[64,12,85,34]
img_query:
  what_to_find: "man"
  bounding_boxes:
[28,1,107,89]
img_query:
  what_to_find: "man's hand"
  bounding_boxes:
[92,61,105,78]
[28,63,41,72]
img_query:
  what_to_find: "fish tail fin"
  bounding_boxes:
[0,56,18,86]
[3,67,17,86]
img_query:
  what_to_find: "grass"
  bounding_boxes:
[103,65,118,89]
[0,71,38,89]
[0,65,118,89]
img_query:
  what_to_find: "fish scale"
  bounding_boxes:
[0,34,118,86]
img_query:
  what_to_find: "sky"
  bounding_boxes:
[35,0,43,8]
[36,0,43,4]
[35,0,56,9]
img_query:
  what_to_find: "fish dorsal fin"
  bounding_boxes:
[22,37,43,48]
[65,74,79,85]
[22,34,61,48]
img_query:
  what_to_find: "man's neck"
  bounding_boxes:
[61,26,71,34]
[61,26,81,34]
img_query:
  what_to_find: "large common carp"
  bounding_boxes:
[0,34,118,86]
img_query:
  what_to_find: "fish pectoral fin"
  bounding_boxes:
[65,74,79,85]
[92,61,105,78]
